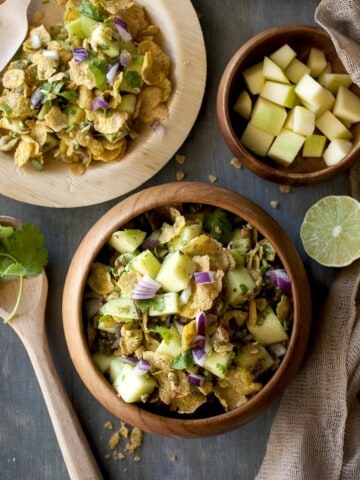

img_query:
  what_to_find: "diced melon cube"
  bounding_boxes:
[203,350,233,378]
[240,122,274,157]
[307,47,327,77]
[109,229,146,253]
[318,73,352,94]
[315,110,352,140]
[317,61,333,86]
[263,56,290,84]
[112,362,156,403]
[250,97,287,135]
[283,108,295,130]
[295,74,335,116]
[148,292,180,316]
[224,267,256,305]
[285,58,311,84]
[156,326,182,358]
[303,134,327,157]
[109,357,126,384]
[269,43,296,70]
[333,85,360,124]
[242,61,265,95]
[155,251,195,292]
[93,352,113,374]
[247,306,289,345]
[131,250,161,278]
[292,105,315,136]
[323,139,353,166]
[168,223,202,251]
[260,81,297,108]
[233,90,252,119]
[267,129,305,166]
[100,297,139,320]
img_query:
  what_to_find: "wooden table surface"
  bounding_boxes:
[0,1,351,479]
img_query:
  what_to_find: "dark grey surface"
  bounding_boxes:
[0,1,351,479]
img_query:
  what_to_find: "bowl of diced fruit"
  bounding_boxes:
[217,24,360,185]
[62,182,311,437]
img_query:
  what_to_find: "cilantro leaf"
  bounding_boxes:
[78,0,106,21]
[172,349,194,370]
[0,223,48,323]
[149,325,173,345]
[1,223,48,277]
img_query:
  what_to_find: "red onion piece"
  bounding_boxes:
[134,358,151,376]
[143,231,160,250]
[30,88,44,107]
[122,355,138,365]
[187,373,205,387]
[192,345,206,367]
[195,311,207,336]
[131,274,161,300]
[114,18,132,41]
[90,97,110,111]
[106,62,119,85]
[120,49,132,67]
[194,271,214,284]
[73,47,88,63]
[150,119,166,138]
[266,269,292,295]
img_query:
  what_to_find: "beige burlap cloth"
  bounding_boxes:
[256,2,360,478]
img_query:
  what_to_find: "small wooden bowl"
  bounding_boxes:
[217,25,360,185]
[62,182,311,438]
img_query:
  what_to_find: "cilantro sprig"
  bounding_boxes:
[0,223,48,323]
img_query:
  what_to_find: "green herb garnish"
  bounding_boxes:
[172,349,194,370]
[0,223,48,323]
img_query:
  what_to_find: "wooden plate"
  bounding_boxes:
[0,0,206,207]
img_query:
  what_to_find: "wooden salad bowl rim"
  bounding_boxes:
[62,182,312,437]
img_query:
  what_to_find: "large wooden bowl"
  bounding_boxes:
[62,182,311,438]
[217,25,360,185]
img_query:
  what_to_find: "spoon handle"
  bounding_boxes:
[16,318,103,480]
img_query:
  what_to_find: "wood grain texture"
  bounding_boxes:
[0,0,353,479]
[0,0,206,207]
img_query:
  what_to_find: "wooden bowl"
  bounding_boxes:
[217,25,360,185]
[62,182,311,437]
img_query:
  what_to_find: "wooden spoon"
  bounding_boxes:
[0,0,31,71]
[0,216,103,480]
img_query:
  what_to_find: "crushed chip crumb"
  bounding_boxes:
[123,467,128,474]
[270,201,279,209]
[230,157,242,169]
[104,453,111,460]
[175,154,186,164]
[108,431,120,450]
[133,455,141,462]
[176,171,186,181]
[208,174,218,183]
[119,422,129,438]
[279,185,292,193]
[125,427,143,453]
[114,451,125,461]
[104,421,113,430]
[170,455,177,462]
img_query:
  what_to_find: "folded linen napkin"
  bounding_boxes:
[256,2,360,478]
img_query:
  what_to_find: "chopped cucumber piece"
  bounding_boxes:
[109,357,126,383]
[65,15,99,39]
[168,223,202,251]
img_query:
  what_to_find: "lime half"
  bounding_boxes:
[300,195,360,267]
